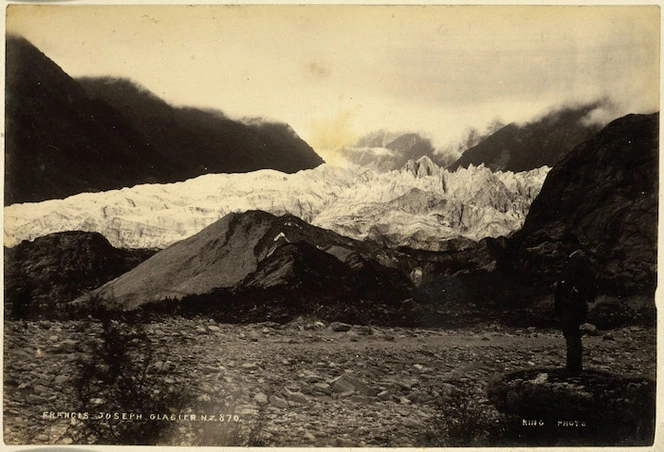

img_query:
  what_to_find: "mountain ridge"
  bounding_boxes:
[5,36,323,205]
[448,103,606,172]
[508,112,658,295]
[79,210,413,310]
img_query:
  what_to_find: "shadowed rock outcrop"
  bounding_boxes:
[487,368,655,446]
[4,231,156,318]
[509,113,658,296]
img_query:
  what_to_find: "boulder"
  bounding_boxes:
[579,323,599,336]
[330,374,378,397]
[487,368,655,445]
[330,322,353,332]
[268,395,289,409]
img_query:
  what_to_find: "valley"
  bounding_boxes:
[3,30,658,448]
[3,315,656,446]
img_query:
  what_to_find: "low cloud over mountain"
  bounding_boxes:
[448,103,607,172]
[5,36,322,205]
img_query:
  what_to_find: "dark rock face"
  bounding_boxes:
[449,103,603,172]
[5,36,323,205]
[510,113,658,296]
[487,368,655,446]
[4,231,156,318]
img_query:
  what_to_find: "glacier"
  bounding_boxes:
[4,157,550,250]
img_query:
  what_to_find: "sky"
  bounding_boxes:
[6,4,660,164]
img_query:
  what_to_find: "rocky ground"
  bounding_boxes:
[3,316,656,447]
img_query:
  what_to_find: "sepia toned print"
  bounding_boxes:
[3,4,658,447]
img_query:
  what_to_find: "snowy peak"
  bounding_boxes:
[401,156,441,178]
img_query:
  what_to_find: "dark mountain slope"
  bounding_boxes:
[82,210,413,311]
[178,240,414,325]
[5,36,323,205]
[448,104,604,172]
[78,76,324,176]
[5,35,175,205]
[4,231,156,319]
[509,112,658,295]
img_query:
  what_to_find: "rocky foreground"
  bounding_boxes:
[3,317,656,446]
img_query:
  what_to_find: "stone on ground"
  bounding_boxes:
[330,373,378,397]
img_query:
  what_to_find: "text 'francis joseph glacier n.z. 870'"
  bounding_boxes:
[4,156,549,251]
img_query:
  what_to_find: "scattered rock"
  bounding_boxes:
[334,437,355,447]
[396,378,419,391]
[377,390,392,401]
[33,384,51,395]
[207,325,221,332]
[580,323,600,336]
[330,374,378,397]
[603,332,616,341]
[402,417,423,428]
[153,361,174,372]
[284,390,308,404]
[330,322,352,332]
[254,393,269,404]
[352,325,373,336]
[302,431,316,442]
[53,340,79,353]
[487,368,655,443]
[269,395,289,409]
[302,373,324,383]
[312,383,331,394]
[26,394,47,404]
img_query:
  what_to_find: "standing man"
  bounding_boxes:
[554,249,596,375]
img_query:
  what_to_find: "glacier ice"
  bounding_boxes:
[4,157,550,250]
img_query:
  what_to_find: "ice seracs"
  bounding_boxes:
[5,159,550,250]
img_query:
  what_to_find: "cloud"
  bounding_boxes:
[307,106,362,167]
[7,4,658,166]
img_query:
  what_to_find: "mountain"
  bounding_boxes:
[448,103,605,172]
[4,36,323,205]
[79,211,413,312]
[5,36,173,205]
[4,231,156,318]
[5,159,549,251]
[508,113,659,295]
[340,132,451,172]
[78,76,324,176]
